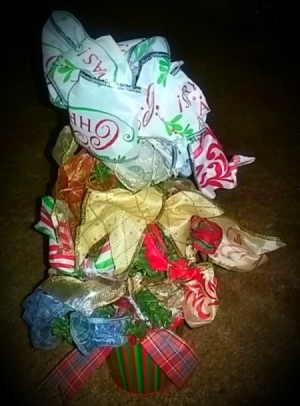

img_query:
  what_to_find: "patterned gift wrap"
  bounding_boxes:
[106,322,184,394]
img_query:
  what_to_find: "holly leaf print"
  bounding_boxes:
[157,56,170,87]
[163,114,194,138]
[56,59,78,83]
[132,37,156,62]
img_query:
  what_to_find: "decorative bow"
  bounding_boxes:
[143,224,219,327]
[76,187,223,275]
[39,275,127,317]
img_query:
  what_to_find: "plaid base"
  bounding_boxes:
[40,346,113,401]
[41,328,198,401]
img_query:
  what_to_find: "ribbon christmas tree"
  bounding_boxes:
[22,10,286,402]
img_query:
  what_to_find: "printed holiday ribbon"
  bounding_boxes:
[35,196,75,272]
[40,328,198,401]
[207,216,286,271]
[190,125,255,199]
[35,195,115,278]
[143,224,219,327]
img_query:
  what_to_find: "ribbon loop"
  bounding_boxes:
[40,347,113,401]
[142,328,198,388]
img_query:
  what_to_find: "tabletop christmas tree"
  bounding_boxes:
[22,10,285,401]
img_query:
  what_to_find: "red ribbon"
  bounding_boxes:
[39,226,204,401]
[143,224,220,325]
[190,216,223,254]
[143,224,203,282]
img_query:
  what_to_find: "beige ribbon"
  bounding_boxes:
[76,187,224,275]
[159,189,223,257]
[208,216,286,271]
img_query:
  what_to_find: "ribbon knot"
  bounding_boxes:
[144,224,220,327]
[144,224,205,283]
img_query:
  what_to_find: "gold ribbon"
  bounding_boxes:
[76,186,224,275]
[40,274,127,316]
[41,271,184,319]
[146,279,185,311]
[52,125,79,166]
[127,274,184,315]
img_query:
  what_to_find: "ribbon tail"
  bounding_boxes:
[143,226,169,271]
[39,346,112,401]
[142,329,199,388]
